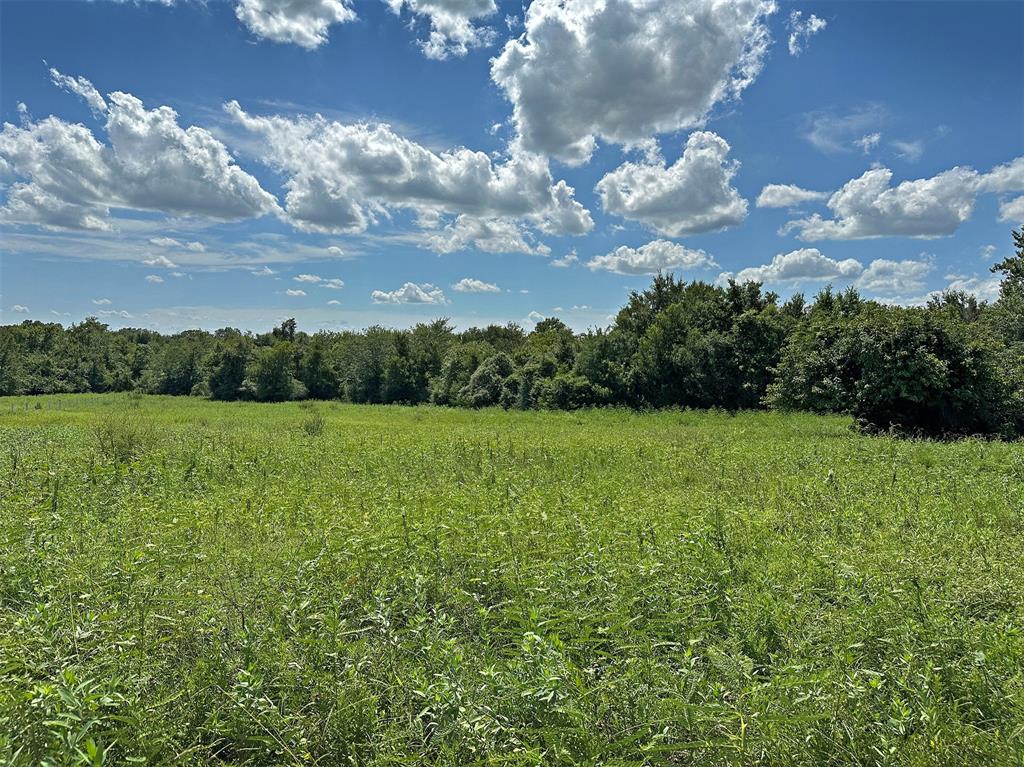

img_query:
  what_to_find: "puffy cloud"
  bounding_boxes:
[726,248,862,285]
[384,0,496,59]
[226,101,592,245]
[252,266,276,276]
[294,273,322,283]
[320,278,344,289]
[285,288,307,296]
[586,239,715,275]
[999,195,1024,223]
[326,245,345,256]
[854,257,933,295]
[371,282,448,304]
[756,183,827,208]
[979,157,1024,193]
[491,0,775,163]
[11,305,29,313]
[327,299,341,305]
[451,277,501,293]
[783,166,980,240]
[143,254,177,268]
[550,250,578,268]
[596,132,747,236]
[149,236,205,251]
[98,309,132,319]
[145,275,164,283]
[787,10,826,56]
[49,67,107,115]
[0,72,279,230]
[234,0,356,49]
[92,298,112,305]
[425,215,550,255]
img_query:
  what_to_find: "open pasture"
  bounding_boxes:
[1,395,1022,765]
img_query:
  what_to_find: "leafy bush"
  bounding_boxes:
[92,410,156,462]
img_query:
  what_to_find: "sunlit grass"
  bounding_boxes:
[1,394,1022,765]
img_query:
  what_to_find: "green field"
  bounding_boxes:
[1,395,1023,765]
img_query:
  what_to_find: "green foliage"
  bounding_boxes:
[207,337,251,400]
[251,343,301,402]
[2,396,1023,765]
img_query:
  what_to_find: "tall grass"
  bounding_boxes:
[0,394,1022,765]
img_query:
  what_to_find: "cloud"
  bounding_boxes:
[586,239,716,275]
[451,277,501,293]
[892,139,924,162]
[384,0,496,59]
[937,273,1002,303]
[11,304,29,313]
[491,0,775,163]
[234,0,356,49]
[326,245,345,256]
[145,274,164,283]
[91,297,112,305]
[978,156,1024,193]
[149,236,205,251]
[803,104,885,154]
[97,309,132,319]
[425,215,550,255]
[787,10,826,56]
[783,166,981,240]
[855,132,881,154]
[526,310,544,323]
[226,101,592,244]
[999,195,1024,223]
[725,248,862,285]
[293,273,344,288]
[0,71,279,230]
[252,265,276,276]
[285,288,307,296]
[854,257,933,295]
[327,299,341,305]
[143,254,178,268]
[596,132,747,236]
[550,250,578,268]
[371,282,447,304]
[756,183,828,208]
[49,67,107,115]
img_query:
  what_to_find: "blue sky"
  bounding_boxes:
[1,0,1022,332]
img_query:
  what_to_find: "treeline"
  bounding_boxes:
[3,231,1023,437]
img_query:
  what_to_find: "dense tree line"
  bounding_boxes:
[4,231,1023,438]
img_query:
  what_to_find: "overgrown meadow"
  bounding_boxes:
[1,394,1023,765]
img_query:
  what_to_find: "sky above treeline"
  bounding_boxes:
[1,0,1022,333]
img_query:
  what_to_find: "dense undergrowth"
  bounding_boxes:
[1,395,1023,764]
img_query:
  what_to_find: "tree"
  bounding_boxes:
[207,338,251,400]
[251,343,298,402]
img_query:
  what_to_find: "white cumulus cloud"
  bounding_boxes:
[285,288,307,296]
[999,195,1024,223]
[854,257,933,295]
[586,239,716,275]
[385,0,496,59]
[451,277,501,293]
[726,248,862,285]
[783,166,981,240]
[235,0,356,49]
[226,101,592,249]
[491,0,776,163]
[596,131,747,236]
[371,282,448,304]
[0,71,279,230]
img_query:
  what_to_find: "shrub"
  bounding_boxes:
[93,410,156,462]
